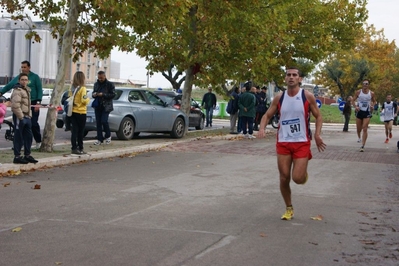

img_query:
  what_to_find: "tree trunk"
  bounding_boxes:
[40,0,80,152]
[181,66,195,132]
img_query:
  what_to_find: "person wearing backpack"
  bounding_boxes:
[68,71,90,155]
[227,86,240,134]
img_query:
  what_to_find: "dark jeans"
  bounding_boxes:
[205,107,214,126]
[31,100,42,143]
[241,116,254,135]
[95,107,111,142]
[12,114,33,157]
[254,111,265,129]
[343,113,350,131]
[70,112,87,151]
[237,116,242,132]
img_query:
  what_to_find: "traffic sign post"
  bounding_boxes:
[339,101,346,112]
[316,99,322,109]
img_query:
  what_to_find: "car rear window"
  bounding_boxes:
[114,89,123,100]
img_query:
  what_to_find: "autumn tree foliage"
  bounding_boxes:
[316,25,398,103]
[131,0,368,115]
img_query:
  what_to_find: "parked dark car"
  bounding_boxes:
[153,90,205,130]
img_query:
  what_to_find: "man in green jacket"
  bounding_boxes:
[0,61,43,148]
[238,86,256,139]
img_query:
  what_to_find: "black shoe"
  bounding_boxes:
[79,150,87,155]
[71,149,83,156]
[210,123,212,127]
[13,156,29,164]
[24,155,38,164]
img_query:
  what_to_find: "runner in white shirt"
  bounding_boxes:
[380,94,398,143]
[352,79,376,152]
[257,67,326,221]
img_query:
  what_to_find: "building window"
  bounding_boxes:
[87,53,91,63]
[87,65,90,80]
[77,64,80,71]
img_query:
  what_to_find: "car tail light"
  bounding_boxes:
[56,106,63,112]
[173,104,180,109]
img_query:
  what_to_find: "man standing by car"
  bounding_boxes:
[201,87,217,127]
[92,71,116,145]
[0,60,43,149]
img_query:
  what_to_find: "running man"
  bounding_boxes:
[380,93,398,143]
[352,79,376,152]
[257,67,326,221]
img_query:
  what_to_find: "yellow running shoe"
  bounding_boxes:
[281,206,294,220]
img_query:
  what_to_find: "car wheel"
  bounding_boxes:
[170,117,185,138]
[56,119,64,128]
[195,116,205,130]
[116,117,134,140]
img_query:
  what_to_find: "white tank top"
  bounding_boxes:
[383,101,394,120]
[278,89,309,142]
[358,90,371,112]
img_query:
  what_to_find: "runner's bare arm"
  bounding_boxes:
[306,91,326,152]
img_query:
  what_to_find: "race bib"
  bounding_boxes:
[281,118,302,140]
[360,101,369,108]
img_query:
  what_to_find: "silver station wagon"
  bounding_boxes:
[85,88,188,139]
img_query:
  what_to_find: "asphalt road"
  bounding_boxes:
[1,123,398,265]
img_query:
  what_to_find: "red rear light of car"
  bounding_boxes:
[56,106,63,112]
[173,104,181,109]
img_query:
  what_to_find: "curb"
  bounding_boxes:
[0,134,245,176]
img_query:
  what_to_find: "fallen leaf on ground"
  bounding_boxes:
[12,227,22,232]
[55,262,63,265]
[310,215,323,221]
[2,182,11,187]
[259,232,267,237]
[33,184,41,189]
[7,170,21,176]
[27,180,37,183]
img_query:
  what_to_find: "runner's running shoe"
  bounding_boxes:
[281,206,294,220]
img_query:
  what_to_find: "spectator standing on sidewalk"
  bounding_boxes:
[238,86,256,139]
[257,67,326,221]
[342,96,352,132]
[227,86,240,134]
[92,71,116,145]
[393,97,398,126]
[10,73,38,164]
[0,60,43,149]
[201,87,217,127]
[380,93,397,143]
[254,86,267,131]
[352,79,376,152]
[69,71,90,155]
